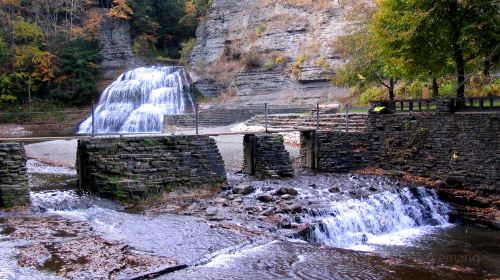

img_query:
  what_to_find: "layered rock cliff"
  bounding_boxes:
[189,0,353,107]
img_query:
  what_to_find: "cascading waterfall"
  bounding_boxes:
[78,66,195,134]
[305,187,451,249]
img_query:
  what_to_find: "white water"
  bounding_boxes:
[306,187,451,251]
[78,66,195,134]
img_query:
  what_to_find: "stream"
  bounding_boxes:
[0,159,499,279]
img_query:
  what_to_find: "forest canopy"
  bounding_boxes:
[0,0,211,110]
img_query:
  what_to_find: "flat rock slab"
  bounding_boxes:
[0,216,181,280]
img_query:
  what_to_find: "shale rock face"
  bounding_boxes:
[97,9,137,82]
[189,0,353,104]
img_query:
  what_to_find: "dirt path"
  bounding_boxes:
[25,140,78,168]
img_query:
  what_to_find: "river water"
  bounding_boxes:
[0,160,498,279]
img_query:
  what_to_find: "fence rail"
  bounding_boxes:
[370,96,500,112]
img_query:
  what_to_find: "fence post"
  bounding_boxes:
[345,104,349,132]
[91,102,95,137]
[316,103,320,130]
[195,103,199,136]
[265,103,268,133]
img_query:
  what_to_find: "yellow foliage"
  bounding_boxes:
[108,0,133,20]
[275,55,286,63]
[184,2,196,14]
[291,54,306,79]
[315,57,329,69]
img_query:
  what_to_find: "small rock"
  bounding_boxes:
[368,187,377,192]
[276,186,298,196]
[446,176,464,187]
[475,197,490,207]
[205,207,218,216]
[309,183,317,189]
[256,194,273,203]
[288,203,302,213]
[221,185,233,191]
[328,187,340,193]
[214,197,228,204]
[233,184,255,195]
[259,208,275,216]
[396,171,405,177]
[278,217,292,229]
[435,180,446,188]
[281,194,294,200]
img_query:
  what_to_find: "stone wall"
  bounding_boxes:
[0,142,29,208]
[300,111,500,228]
[77,136,226,201]
[243,134,294,178]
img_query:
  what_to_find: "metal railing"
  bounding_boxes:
[369,96,500,113]
[1,103,372,140]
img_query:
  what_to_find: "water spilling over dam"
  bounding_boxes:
[78,66,195,134]
[304,187,450,250]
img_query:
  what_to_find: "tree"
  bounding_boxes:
[51,39,101,105]
[372,0,500,105]
[332,3,397,100]
[109,0,133,20]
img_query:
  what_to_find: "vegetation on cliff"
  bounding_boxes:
[109,0,211,60]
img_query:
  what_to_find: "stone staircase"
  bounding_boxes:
[165,107,311,128]
[246,113,368,132]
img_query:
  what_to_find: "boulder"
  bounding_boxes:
[233,184,255,195]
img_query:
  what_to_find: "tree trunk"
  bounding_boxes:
[432,78,439,98]
[28,76,31,112]
[483,59,490,76]
[449,0,465,109]
[389,78,395,100]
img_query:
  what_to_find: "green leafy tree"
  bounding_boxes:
[333,5,398,100]
[51,39,101,105]
[372,0,500,105]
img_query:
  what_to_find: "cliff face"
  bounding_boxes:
[189,0,352,107]
[97,9,136,83]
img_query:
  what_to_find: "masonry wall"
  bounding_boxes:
[243,134,294,178]
[0,142,29,208]
[77,136,226,201]
[308,112,499,189]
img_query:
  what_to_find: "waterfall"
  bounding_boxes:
[78,66,195,134]
[305,187,451,249]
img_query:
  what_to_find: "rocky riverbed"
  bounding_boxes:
[1,138,499,279]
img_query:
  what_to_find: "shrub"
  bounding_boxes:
[180,38,196,64]
[275,55,286,63]
[241,52,260,69]
[264,60,275,71]
[255,23,266,36]
[396,80,425,99]
[439,82,456,98]
[315,57,329,69]
[359,86,385,105]
[291,54,306,79]
[132,34,158,58]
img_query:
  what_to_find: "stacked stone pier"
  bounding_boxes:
[0,142,29,208]
[243,134,294,178]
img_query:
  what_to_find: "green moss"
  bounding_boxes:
[143,138,160,146]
